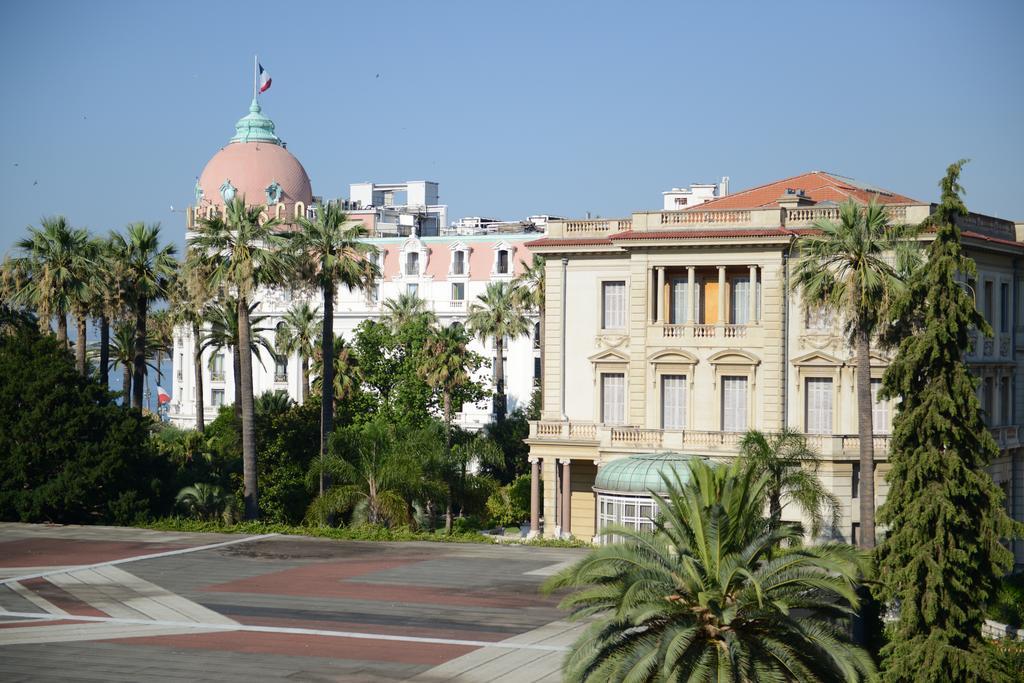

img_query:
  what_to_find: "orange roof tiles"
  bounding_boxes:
[689,171,919,210]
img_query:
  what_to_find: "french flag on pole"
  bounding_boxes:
[156,386,171,405]
[259,63,272,93]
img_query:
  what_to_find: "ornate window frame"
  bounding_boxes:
[646,349,697,431]
[590,348,630,425]
[448,241,472,279]
[491,241,516,278]
[397,237,432,282]
[708,350,760,432]
[791,351,842,434]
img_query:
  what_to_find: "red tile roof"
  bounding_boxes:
[689,171,920,210]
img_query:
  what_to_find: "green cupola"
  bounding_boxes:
[230,98,282,145]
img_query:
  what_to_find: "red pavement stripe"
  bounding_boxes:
[102,630,477,665]
[204,561,552,608]
[0,539,190,567]
[236,614,510,643]
[18,578,109,617]
[0,618,79,629]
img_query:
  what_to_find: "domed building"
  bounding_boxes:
[187,98,313,228]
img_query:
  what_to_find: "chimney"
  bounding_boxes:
[777,188,814,209]
[719,176,730,197]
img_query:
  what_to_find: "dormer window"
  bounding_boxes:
[406,252,420,276]
[453,250,466,275]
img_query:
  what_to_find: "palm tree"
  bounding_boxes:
[305,418,420,527]
[382,292,436,331]
[255,389,294,417]
[544,460,875,682]
[275,301,320,403]
[176,483,232,521]
[738,428,840,537]
[68,237,98,376]
[90,235,128,388]
[418,323,474,444]
[514,254,544,402]
[170,255,214,431]
[110,222,177,410]
[792,199,917,548]
[199,297,276,420]
[189,196,290,520]
[466,282,531,422]
[311,334,362,407]
[291,201,379,496]
[10,216,89,345]
[105,319,158,405]
[148,309,175,402]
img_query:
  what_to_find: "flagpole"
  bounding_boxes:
[253,55,258,100]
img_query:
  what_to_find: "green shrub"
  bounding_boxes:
[987,572,1024,628]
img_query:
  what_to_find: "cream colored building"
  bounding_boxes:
[525,171,1024,562]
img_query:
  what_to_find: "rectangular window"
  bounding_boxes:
[983,377,994,426]
[851,522,861,546]
[602,281,626,329]
[1001,282,1010,333]
[451,282,465,301]
[369,284,380,303]
[661,375,686,430]
[871,379,890,434]
[407,283,419,297]
[210,353,225,381]
[453,250,465,275]
[721,376,748,432]
[805,378,833,435]
[533,357,541,385]
[669,278,688,324]
[274,356,287,383]
[731,277,750,324]
[406,252,419,276]
[984,280,994,323]
[211,389,225,407]
[851,462,860,499]
[497,250,509,274]
[1001,377,1011,426]
[601,373,626,425]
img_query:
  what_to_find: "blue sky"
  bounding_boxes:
[1,0,1022,254]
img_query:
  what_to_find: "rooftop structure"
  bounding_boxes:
[662,177,730,211]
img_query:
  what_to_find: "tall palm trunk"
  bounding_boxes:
[75,315,87,375]
[56,313,68,346]
[443,391,453,533]
[192,320,205,432]
[301,356,310,404]
[232,346,242,421]
[320,279,335,496]
[131,296,147,409]
[122,365,132,405]
[99,315,110,387]
[237,296,259,520]
[855,327,876,548]
[495,335,506,421]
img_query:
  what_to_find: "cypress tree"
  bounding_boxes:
[876,160,1019,682]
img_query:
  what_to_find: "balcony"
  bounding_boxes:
[210,371,225,382]
[274,373,288,383]
[449,299,465,309]
[661,323,750,340]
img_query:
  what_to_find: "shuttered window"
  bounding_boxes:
[871,379,890,434]
[453,250,465,275]
[731,277,750,324]
[602,281,626,329]
[661,375,686,430]
[669,278,688,323]
[601,373,625,425]
[721,376,747,432]
[805,378,833,435]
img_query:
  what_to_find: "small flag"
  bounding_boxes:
[156,386,171,405]
[259,63,272,93]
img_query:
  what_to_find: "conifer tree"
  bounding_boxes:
[876,160,1019,682]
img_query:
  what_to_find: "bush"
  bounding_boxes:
[0,329,168,524]
[987,572,1024,628]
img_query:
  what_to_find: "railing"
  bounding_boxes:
[659,323,747,339]
[569,422,597,439]
[993,425,1020,450]
[692,324,716,338]
[610,427,663,448]
[785,205,909,227]
[450,299,465,309]
[983,338,994,356]
[722,324,747,338]
[210,371,225,382]
[660,210,751,226]
[663,324,686,338]
[560,218,633,236]
[274,373,287,383]
[1000,335,1011,357]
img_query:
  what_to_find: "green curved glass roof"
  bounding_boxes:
[230,98,282,145]
[594,453,706,495]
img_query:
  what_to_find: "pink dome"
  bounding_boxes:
[197,142,312,211]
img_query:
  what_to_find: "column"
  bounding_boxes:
[656,267,666,324]
[718,266,727,325]
[687,266,696,324]
[529,457,541,537]
[561,458,572,536]
[748,265,758,324]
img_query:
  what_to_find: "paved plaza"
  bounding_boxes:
[0,523,588,681]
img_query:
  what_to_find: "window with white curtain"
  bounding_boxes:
[661,375,686,430]
[806,305,833,331]
[406,252,419,276]
[602,281,626,329]
[871,379,891,434]
[731,277,750,324]
[452,250,466,275]
[721,376,747,432]
[601,373,625,425]
[805,378,833,435]
[669,278,688,324]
